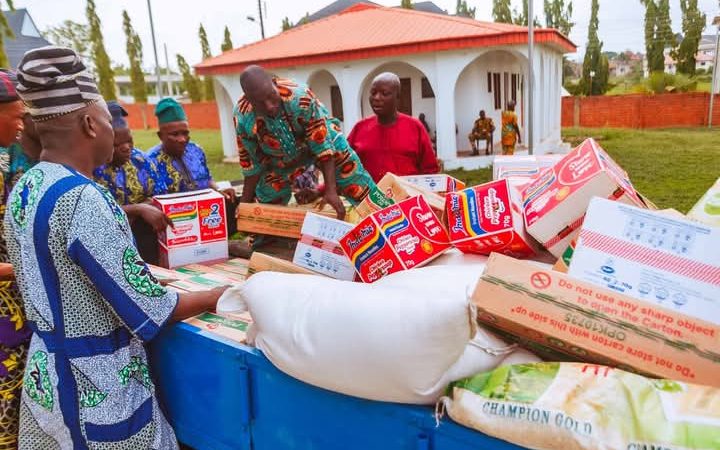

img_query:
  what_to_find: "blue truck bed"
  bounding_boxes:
[150,322,525,450]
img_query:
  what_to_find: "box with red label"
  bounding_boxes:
[355,173,446,219]
[446,180,538,258]
[522,138,644,258]
[400,174,466,194]
[153,189,228,268]
[340,196,451,283]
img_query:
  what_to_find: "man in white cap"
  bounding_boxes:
[7,46,224,449]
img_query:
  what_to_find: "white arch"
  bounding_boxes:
[307,69,345,125]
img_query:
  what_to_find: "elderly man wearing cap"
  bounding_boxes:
[0,69,33,450]
[94,101,171,264]
[7,46,225,448]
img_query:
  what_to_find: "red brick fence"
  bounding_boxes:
[121,94,720,131]
[561,92,720,129]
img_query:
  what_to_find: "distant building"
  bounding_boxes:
[300,0,446,24]
[1,8,51,68]
[115,74,184,104]
[609,51,643,78]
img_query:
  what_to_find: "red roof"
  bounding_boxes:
[196,4,576,75]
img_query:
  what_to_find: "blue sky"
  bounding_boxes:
[10,0,720,68]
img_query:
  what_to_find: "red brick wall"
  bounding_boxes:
[122,102,221,130]
[562,93,720,128]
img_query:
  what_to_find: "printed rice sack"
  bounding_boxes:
[440,362,720,450]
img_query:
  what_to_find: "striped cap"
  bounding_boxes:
[16,46,103,121]
[0,70,19,103]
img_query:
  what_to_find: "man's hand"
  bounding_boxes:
[220,188,236,201]
[320,190,345,220]
[295,188,322,205]
[137,203,174,233]
[0,263,14,281]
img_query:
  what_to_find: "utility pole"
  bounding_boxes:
[146,0,163,100]
[528,0,534,155]
[708,16,720,128]
[258,0,265,39]
[164,43,172,97]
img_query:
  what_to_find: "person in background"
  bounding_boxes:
[418,113,431,134]
[468,110,495,156]
[10,45,225,449]
[0,69,31,450]
[234,65,377,220]
[147,97,236,234]
[348,72,439,183]
[501,100,521,156]
[93,101,172,265]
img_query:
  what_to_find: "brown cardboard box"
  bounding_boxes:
[355,173,446,218]
[248,252,318,277]
[183,312,252,343]
[472,253,720,387]
[236,203,336,239]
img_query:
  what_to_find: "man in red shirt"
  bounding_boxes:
[348,72,439,182]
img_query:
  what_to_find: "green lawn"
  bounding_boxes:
[131,127,720,213]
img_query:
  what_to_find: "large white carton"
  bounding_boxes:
[492,154,564,181]
[153,189,228,268]
[292,213,355,281]
[569,197,720,323]
[522,139,644,257]
[687,177,720,227]
[400,175,466,194]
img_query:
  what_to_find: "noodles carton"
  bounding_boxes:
[153,189,228,268]
[522,138,644,257]
[340,196,450,283]
[493,154,564,183]
[355,173,445,218]
[400,174,466,194]
[446,179,538,258]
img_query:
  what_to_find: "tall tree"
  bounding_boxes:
[297,13,311,26]
[544,0,573,36]
[44,20,92,65]
[492,0,513,23]
[198,24,215,101]
[281,17,293,31]
[0,0,14,68]
[673,0,706,75]
[176,54,202,102]
[122,11,147,104]
[86,0,116,100]
[455,0,476,18]
[221,26,233,52]
[512,0,541,27]
[400,0,414,9]
[580,0,608,95]
[641,0,675,73]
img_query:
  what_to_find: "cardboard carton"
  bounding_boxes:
[473,253,720,387]
[292,213,355,280]
[147,265,188,285]
[236,203,336,239]
[492,154,564,181]
[248,252,318,277]
[178,264,246,284]
[400,174,466,194]
[522,139,644,257]
[183,312,252,343]
[687,178,720,227]
[340,195,451,283]
[154,189,228,268]
[446,179,538,258]
[568,198,720,323]
[355,173,446,218]
[211,258,250,276]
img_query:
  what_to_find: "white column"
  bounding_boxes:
[215,76,243,160]
[338,67,365,134]
[434,58,464,162]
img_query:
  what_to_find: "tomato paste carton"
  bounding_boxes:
[400,174,466,194]
[292,213,355,281]
[153,189,228,268]
[493,155,564,181]
[236,202,336,239]
[446,179,538,258]
[355,173,445,219]
[473,253,720,387]
[522,138,644,257]
[340,195,451,283]
[568,198,720,323]
[184,312,253,344]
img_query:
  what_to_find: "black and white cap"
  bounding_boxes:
[16,46,103,121]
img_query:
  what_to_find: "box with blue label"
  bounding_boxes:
[568,198,720,324]
[292,213,356,281]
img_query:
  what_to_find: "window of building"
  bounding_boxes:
[421,77,435,98]
[330,85,344,121]
[492,73,501,110]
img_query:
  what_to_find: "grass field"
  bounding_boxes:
[132,127,720,213]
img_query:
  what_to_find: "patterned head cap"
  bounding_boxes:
[16,46,103,121]
[0,69,19,104]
